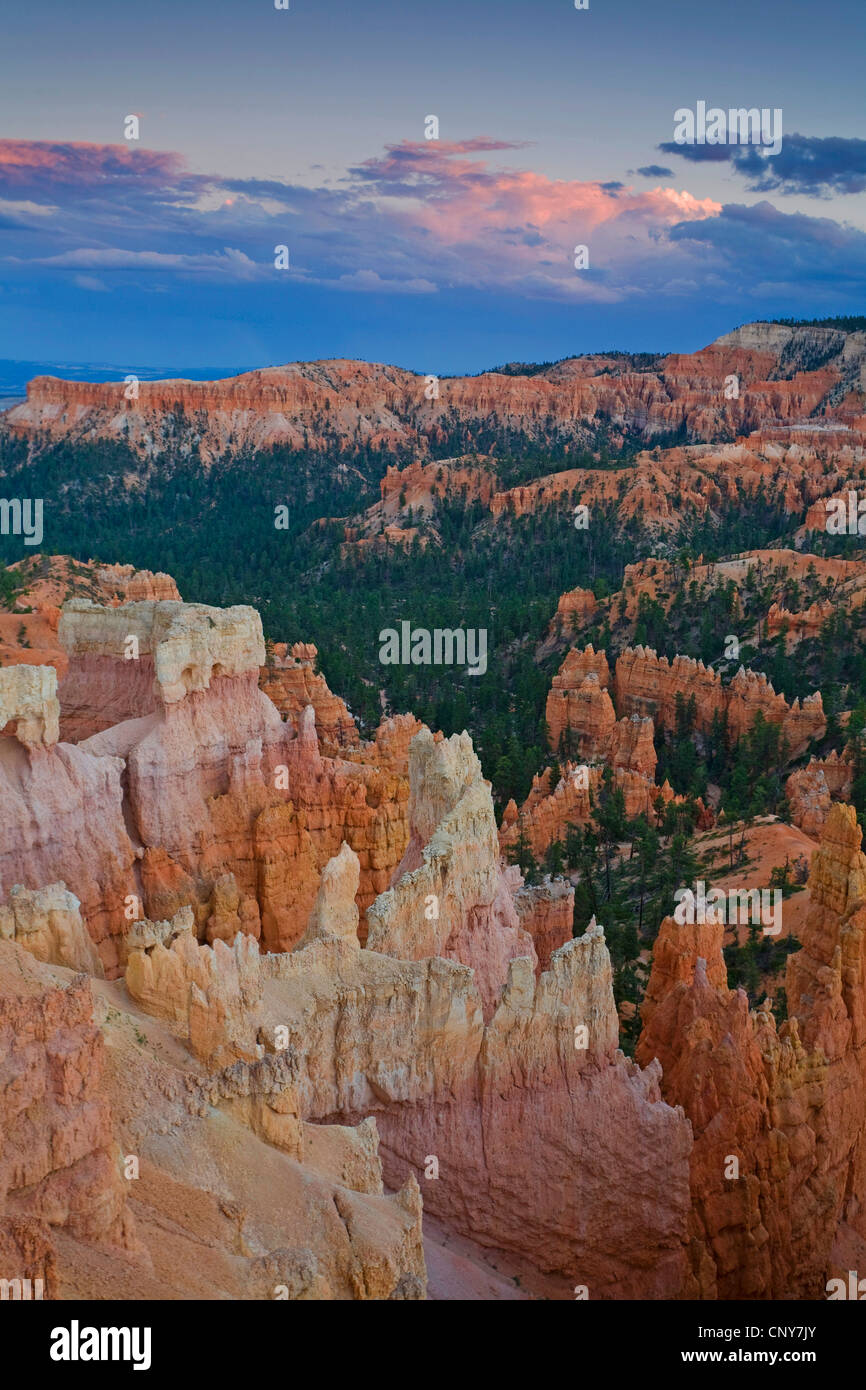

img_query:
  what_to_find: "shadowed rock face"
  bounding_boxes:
[637,803,866,1299]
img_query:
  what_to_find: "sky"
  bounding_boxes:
[1,0,865,375]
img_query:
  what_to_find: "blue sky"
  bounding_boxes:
[1,0,865,373]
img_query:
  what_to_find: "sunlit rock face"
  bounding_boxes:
[6,323,865,461]
[612,645,825,757]
[0,883,103,976]
[0,663,60,748]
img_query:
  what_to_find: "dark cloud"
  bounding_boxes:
[636,164,674,178]
[658,141,733,164]
[658,133,866,196]
[670,201,866,297]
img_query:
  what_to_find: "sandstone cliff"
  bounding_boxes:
[5,536,866,1299]
[0,947,140,1264]
[499,759,699,861]
[550,549,866,657]
[786,752,854,837]
[546,646,660,778]
[545,645,611,749]
[366,728,537,1017]
[6,323,865,462]
[637,803,866,1297]
[510,872,575,972]
[612,645,825,758]
[0,596,412,975]
[259,642,360,754]
[0,663,60,747]
[57,597,265,739]
[0,884,103,977]
[0,664,138,976]
[544,588,598,648]
[0,931,427,1300]
[490,439,866,532]
[121,841,690,1295]
[0,555,181,677]
[52,600,408,957]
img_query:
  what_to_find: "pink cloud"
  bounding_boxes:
[1,134,724,303]
[349,139,721,298]
[356,139,719,237]
[0,139,203,201]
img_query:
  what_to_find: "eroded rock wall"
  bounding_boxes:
[366,730,537,1016]
[637,804,866,1298]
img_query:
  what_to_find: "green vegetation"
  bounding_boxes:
[0,563,21,609]
[770,315,866,332]
[0,433,647,808]
[1,426,829,809]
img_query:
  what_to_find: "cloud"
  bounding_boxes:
[329,269,437,294]
[0,139,204,204]
[669,201,866,299]
[2,133,864,320]
[72,274,109,292]
[635,165,674,179]
[658,132,866,197]
[337,139,720,300]
[658,142,731,165]
[1,135,722,304]
[17,246,262,280]
[0,196,56,218]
